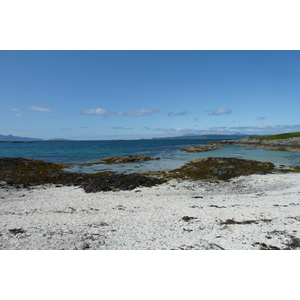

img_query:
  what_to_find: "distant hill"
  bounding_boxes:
[0,134,43,142]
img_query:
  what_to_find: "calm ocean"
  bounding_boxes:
[1,138,300,174]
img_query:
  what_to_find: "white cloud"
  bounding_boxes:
[118,109,159,116]
[8,107,20,111]
[110,127,133,130]
[14,113,34,117]
[154,128,177,132]
[167,111,188,117]
[210,108,232,116]
[83,108,111,116]
[29,106,53,113]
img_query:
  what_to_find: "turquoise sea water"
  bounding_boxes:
[1,138,300,174]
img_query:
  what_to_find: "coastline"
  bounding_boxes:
[1,172,300,250]
[208,136,300,153]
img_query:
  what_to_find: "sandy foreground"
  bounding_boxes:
[0,172,300,250]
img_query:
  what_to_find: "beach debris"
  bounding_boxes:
[284,235,300,250]
[220,219,258,225]
[9,228,25,235]
[209,205,226,208]
[220,218,273,225]
[182,216,197,222]
[212,243,226,250]
[253,242,281,250]
[114,205,126,211]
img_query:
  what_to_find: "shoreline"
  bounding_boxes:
[207,136,300,153]
[1,172,300,250]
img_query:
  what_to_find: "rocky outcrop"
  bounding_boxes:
[180,146,218,153]
[101,155,160,164]
[207,137,300,152]
[170,157,275,180]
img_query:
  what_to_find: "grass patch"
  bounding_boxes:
[249,132,300,141]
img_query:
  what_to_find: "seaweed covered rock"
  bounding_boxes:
[0,157,74,186]
[81,173,166,192]
[0,157,166,192]
[170,157,275,180]
[101,155,160,164]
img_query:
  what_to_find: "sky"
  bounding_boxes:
[1,50,300,140]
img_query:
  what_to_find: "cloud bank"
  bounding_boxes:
[84,108,159,117]
[143,124,300,137]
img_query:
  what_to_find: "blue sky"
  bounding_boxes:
[1,50,300,140]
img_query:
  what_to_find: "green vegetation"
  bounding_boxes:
[249,132,300,141]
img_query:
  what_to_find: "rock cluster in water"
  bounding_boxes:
[101,155,160,164]
[180,146,218,153]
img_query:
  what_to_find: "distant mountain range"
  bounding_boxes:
[0,134,69,142]
[0,134,43,142]
[0,133,252,142]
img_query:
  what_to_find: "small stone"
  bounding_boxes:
[81,242,90,250]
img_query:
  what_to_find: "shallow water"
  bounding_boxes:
[1,139,300,174]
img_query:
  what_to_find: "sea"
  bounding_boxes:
[1,138,300,174]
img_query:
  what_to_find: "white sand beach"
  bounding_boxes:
[1,172,300,250]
